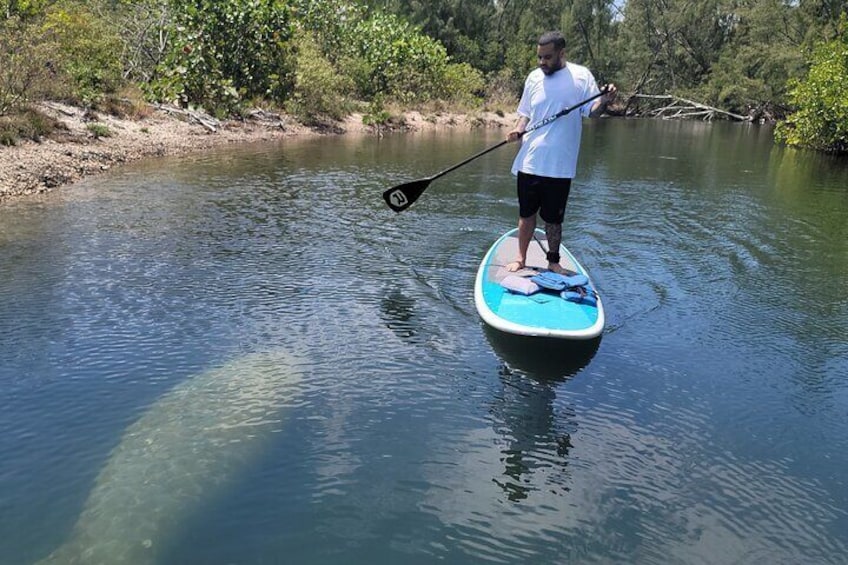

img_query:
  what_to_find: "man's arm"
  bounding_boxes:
[589,83,618,117]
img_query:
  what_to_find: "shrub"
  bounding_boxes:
[361,95,392,126]
[42,1,125,103]
[440,62,485,108]
[286,33,353,124]
[94,85,154,120]
[148,0,296,115]
[775,16,848,153]
[0,17,64,114]
[87,123,113,138]
[342,11,482,105]
[482,68,521,113]
[0,107,64,145]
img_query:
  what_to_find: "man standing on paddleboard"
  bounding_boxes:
[506,31,617,274]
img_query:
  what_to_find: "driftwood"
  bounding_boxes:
[629,94,750,122]
[41,101,78,117]
[151,103,220,132]
[246,108,287,129]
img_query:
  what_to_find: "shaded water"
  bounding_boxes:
[1,119,847,564]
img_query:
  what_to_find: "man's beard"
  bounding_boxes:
[541,60,563,75]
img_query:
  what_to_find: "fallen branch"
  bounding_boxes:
[42,101,78,117]
[630,94,750,122]
[151,103,220,132]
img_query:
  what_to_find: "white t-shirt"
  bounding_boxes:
[511,62,600,179]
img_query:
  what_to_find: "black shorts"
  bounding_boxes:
[517,172,572,224]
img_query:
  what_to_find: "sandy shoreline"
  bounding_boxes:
[0,103,515,201]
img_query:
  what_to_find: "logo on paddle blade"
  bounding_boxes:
[387,189,408,208]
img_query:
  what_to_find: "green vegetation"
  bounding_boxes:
[0,0,846,153]
[0,15,62,114]
[0,106,63,145]
[285,32,353,124]
[86,123,113,138]
[146,0,297,116]
[775,15,848,153]
[43,2,124,103]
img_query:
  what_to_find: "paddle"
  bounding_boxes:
[382,86,610,213]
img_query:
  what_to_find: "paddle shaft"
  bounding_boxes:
[427,140,508,183]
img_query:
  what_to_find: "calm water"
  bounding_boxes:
[1,119,847,564]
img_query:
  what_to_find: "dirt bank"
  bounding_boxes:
[0,103,516,201]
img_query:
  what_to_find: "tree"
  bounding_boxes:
[615,0,733,95]
[364,0,498,71]
[494,0,570,94]
[796,0,847,43]
[42,1,125,102]
[561,0,619,83]
[699,0,807,116]
[148,0,297,113]
[774,15,848,153]
[2,0,51,20]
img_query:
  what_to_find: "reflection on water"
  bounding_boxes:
[380,286,421,341]
[490,368,580,502]
[483,329,598,502]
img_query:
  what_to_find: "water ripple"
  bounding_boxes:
[2,126,847,564]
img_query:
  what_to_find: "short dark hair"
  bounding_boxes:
[538,31,565,51]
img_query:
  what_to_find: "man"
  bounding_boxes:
[506,31,617,274]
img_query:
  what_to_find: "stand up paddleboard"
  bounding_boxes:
[474,228,604,340]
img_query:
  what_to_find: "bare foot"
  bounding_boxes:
[505,261,525,272]
[548,263,576,276]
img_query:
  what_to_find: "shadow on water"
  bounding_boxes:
[483,324,601,383]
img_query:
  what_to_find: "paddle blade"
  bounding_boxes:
[382,178,432,213]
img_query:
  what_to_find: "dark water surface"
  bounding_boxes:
[1,119,847,564]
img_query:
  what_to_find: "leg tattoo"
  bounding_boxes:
[545,223,562,265]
